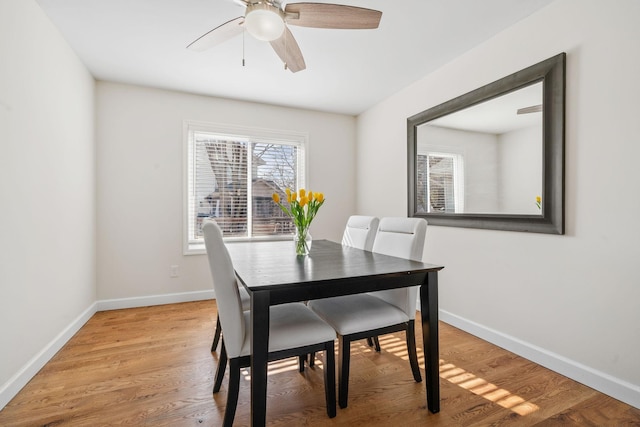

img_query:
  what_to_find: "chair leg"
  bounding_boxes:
[298,355,306,372]
[372,336,381,352]
[222,358,241,427]
[211,315,222,352]
[323,341,337,418]
[366,336,381,352]
[213,341,228,393]
[406,320,422,383]
[338,336,351,409]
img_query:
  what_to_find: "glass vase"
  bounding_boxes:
[294,227,312,256]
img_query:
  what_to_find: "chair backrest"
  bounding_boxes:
[370,217,427,318]
[203,220,245,358]
[342,215,379,251]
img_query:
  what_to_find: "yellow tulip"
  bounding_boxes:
[316,193,324,203]
[299,188,306,198]
[272,193,280,203]
[299,196,308,207]
[536,196,541,203]
[307,190,313,201]
[291,191,297,202]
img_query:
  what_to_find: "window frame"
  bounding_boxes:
[183,120,308,255]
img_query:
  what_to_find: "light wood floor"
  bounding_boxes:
[1,300,638,426]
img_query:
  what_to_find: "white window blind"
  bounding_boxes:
[185,122,306,253]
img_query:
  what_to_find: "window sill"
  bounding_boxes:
[184,235,292,256]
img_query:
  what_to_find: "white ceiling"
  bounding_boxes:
[35,0,554,116]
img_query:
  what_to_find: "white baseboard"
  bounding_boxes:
[0,290,215,411]
[96,289,215,311]
[0,302,98,410]
[439,309,640,410]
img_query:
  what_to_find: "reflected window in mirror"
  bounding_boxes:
[417,152,464,214]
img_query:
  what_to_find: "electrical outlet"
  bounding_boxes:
[170,265,179,278]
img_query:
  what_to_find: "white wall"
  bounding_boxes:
[96,82,356,300]
[357,0,640,407]
[0,0,96,407]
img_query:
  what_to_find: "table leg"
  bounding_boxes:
[420,271,440,413]
[250,290,270,427]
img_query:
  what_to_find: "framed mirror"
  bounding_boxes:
[408,53,565,234]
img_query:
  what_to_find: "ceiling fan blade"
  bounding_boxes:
[517,104,543,114]
[269,26,306,73]
[284,3,382,29]
[186,17,245,52]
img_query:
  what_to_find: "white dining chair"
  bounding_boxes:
[343,215,380,350]
[209,225,308,371]
[203,220,337,426]
[307,215,380,368]
[341,215,379,251]
[204,219,250,354]
[308,217,427,409]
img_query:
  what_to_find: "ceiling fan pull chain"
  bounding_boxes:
[242,28,246,67]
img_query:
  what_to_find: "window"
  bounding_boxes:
[184,121,307,253]
[417,152,464,213]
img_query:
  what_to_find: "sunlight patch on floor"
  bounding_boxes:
[440,361,539,416]
[375,334,539,417]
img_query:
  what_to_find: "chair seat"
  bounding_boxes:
[308,294,409,336]
[237,302,336,357]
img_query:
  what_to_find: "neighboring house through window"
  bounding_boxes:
[184,121,307,253]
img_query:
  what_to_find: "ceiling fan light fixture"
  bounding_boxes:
[244,3,285,41]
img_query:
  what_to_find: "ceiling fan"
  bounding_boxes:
[186,1,383,73]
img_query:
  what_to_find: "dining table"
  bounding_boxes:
[225,238,444,426]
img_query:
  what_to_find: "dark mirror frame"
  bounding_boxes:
[408,53,565,234]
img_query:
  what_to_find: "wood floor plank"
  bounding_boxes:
[0,300,638,426]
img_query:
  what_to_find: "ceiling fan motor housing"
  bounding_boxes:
[244,2,285,41]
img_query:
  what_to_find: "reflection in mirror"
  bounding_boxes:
[417,82,543,215]
[407,53,565,234]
